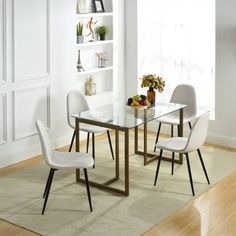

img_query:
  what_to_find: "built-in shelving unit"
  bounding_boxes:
[77,40,113,48]
[76,0,115,106]
[76,66,113,75]
[77,12,113,18]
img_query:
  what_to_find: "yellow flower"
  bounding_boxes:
[140,74,165,93]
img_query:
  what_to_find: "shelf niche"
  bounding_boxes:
[76,0,114,108]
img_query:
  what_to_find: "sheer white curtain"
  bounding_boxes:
[138,0,215,118]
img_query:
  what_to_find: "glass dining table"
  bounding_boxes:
[73,101,186,196]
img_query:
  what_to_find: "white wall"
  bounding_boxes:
[125,0,138,99]
[125,0,236,148]
[208,0,236,147]
[0,0,125,168]
[0,0,76,168]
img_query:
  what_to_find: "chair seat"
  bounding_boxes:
[80,123,109,133]
[157,111,196,125]
[71,122,108,133]
[50,151,94,169]
[154,113,210,196]
[156,137,188,153]
[69,117,108,133]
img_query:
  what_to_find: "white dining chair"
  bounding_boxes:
[36,119,94,215]
[154,84,197,153]
[67,90,114,164]
[153,112,210,196]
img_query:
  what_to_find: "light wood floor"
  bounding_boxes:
[1,133,236,236]
[143,170,236,236]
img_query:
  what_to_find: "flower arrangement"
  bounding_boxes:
[140,74,165,93]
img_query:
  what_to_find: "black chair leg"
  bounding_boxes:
[42,168,55,215]
[170,125,175,175]
[107,130,114,160]
[185,153,195,196]
[197,149,210,184]
[154,149,163,186]
[92,133,95,168]
[188,122,210,185]
[43,169,54,198]
[86,132,90,153]
[171,152,175,175]
[171,124,174,137]
[69,130,76,152]
[84,169,93,212]
[188,121,192,130]
[154,123,162,152]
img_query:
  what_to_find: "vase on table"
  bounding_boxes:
[147,87,156,104]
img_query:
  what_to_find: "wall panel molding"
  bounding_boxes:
[13,0,50,82]
[13,85,50,140]
[0,0,6,84]
[0,93,7,144]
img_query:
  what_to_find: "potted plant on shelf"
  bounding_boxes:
[77,22,84,44]
[95,25,109,41]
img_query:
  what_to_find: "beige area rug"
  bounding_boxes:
[0,132,236,236]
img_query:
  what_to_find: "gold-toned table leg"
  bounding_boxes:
[82,128,129,196]
[124,128,129,196]
[135,108,184,165]
[115,129,119,179]
[135,126,138,154]
[144,122,147,165]
[75,122,128,196]
[134,109,138,154]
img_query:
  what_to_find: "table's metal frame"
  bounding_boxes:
[135,108,183,165]
[75,107,184,196]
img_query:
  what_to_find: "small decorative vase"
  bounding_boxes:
[77,35,84,44]
[147,87,156,104]
[85,75,96,96]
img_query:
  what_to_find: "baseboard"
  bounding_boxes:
[0,133,87,169]
[0,144,42,169]
[206,133,236,149]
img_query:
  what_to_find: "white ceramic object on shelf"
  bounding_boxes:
[77,0,92,14]
[85,75,96,96]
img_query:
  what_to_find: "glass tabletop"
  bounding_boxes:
[72,101,186,129]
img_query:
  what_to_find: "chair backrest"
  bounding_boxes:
[36,120,53,166]
[170,84,197,118]
[67,90,89,128]
[184,112,209,152]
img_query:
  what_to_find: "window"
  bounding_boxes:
[138,0,215,118]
